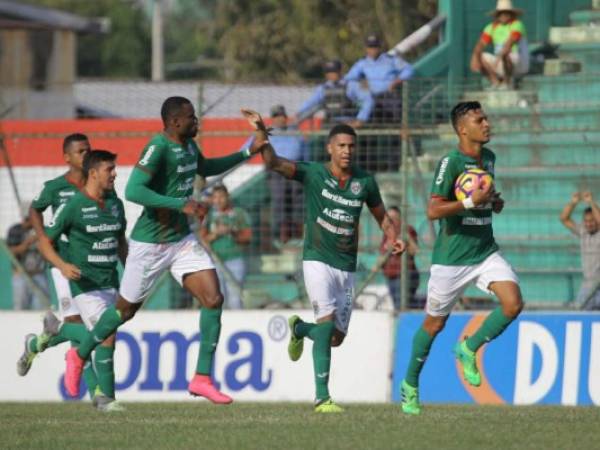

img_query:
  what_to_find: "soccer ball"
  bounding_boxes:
[454,168,494,201]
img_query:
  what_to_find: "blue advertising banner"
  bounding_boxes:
[392,312,600,406]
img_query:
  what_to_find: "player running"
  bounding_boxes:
[400,101,524,415]
[62,97,267,403]
[17,133,101,398]
[37,150,128,411]
[247,112,405,413]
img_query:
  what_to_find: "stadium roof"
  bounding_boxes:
[0,0,109,33]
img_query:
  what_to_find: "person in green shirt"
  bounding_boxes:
[16,133,102,400]
[61,97,267,404]
[470,0,529,88]
[246,111,405,413]
[400,101,524,415]
[200,184,251,310]
[38,150,128,411]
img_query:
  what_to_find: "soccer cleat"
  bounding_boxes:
[189,374,233,404]
[94,394,125,412]
[16,334,38,376]
[400,379,421,415]
[37,311,61,352]
[454,340,481,387]
[314,398,344,413]
[64,347,85,397]
[287,315,304,362]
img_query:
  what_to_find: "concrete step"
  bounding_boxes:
[594,0,600,9]
[557,42,600,72]
[543,58,582,76]
[569,10,600,26]
[462,89,537,109]
[550,26,600,44]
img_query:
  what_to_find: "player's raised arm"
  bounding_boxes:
[369,204,405,255]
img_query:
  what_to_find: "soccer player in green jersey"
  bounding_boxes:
[17,134,101,398]
[400,101,524,415]
[246,111,405,412]
[37,150,128,411]
[62,97,267,403]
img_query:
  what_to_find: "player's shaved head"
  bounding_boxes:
[62,133,89,153]
[83,150,117,179]
[328,124,357,142]
[161,96,192,123]
[451,101,482,132]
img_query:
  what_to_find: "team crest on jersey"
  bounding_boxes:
[350,181,362,195]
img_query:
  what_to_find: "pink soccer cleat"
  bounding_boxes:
[188,374,233,404]
[64,348,85,397]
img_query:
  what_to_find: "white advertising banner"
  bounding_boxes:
[0,310,394,402]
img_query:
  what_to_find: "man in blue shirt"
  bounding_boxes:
[344,34,414,123]
[296,60,374,128]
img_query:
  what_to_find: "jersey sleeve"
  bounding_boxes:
[510,20,525,40]
[136,141,165,175]
[481,23,493,45]
[118,199,127,237]
[430,155,458,198]
[45,200,73,241]
[291,161,311,183]
[366,175,383,208]
[31,182,53,211]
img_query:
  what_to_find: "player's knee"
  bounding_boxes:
[423,318,446,336]
[116,298,139,322]
[503,299,523,318]
[330,333,345,347]
[63,315,82,324]
[203,293,224,309]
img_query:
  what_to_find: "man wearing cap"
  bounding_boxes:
[343,33,414,122]
[470,0,529,88]
[296,60,374,128]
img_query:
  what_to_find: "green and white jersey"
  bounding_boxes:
[45,191,126,296]
[430,148,498,266]
[292,161,383,272]
[130,134,201,243]
[31,174,80,260]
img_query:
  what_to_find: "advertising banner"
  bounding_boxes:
[1,310,393,402]
[392,312,600,405]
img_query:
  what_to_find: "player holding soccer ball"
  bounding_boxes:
[244,110,405,413]
[400,101,523,415]
[62,97,268,404]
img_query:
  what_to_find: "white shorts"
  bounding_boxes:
[482,52,529,77]
[303,260,354,335]
[426,252,519,317]
[119,234,215,304]
[50,267,79,318]
[74,289,117,330]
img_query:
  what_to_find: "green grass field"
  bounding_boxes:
[2,402,599,449]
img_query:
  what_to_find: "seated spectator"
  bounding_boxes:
[470,0,530,88]
[200,185,252,309]
[343,33,414,123]
[560,192,600,310]
[295,59,374,128]
[6,210,48,310]
[380,207,420,310]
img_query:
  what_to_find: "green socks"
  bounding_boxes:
[94,345,115,398]
[466,307,515,353]
[196,308,222,375]
[78,306,124,359]
[405,327,435,388]
[83,359,99,398]
[308,321,335,402]
[294,321,316,338]
[28,323,89,352]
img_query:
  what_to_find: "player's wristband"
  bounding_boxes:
[462,197,475,210]
[241,147,251,159]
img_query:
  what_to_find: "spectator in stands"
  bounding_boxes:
[380,207,420,310]
[6,208,48,310]
[470,0,530,89]
[200,184,252,309]
[295,59,374,128]
[343,33,414,123]
[560,192,600,309]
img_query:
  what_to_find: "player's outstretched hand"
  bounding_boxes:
[390,239,406,255]
[471,177,494,206]
[241,109,270,153]
[492,192,505,214]
[182,199,200,216]
[571,192,581,205]
[60,262,81,280]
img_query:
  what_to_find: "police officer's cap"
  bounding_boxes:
[323,60,342,73]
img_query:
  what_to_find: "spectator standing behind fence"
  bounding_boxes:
[200,185,251,309]
[343,33,414,123]
[295,60,374,128]
[559,192,600,310]
[380,207,420,310]
[470,0,530,89]
[6,208,49,310]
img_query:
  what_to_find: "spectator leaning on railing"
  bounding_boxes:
[6,206,49,310]
[470,0,530,89]
[559,192,600,310]
[295,59,374,129]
